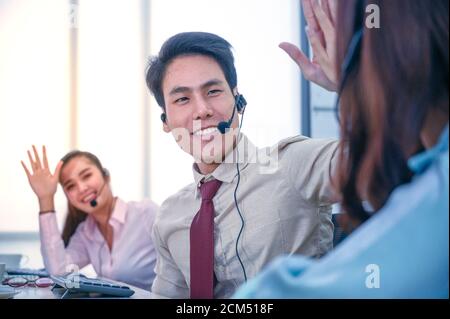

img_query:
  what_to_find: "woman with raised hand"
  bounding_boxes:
[235,0,448,298]
[21,146,159,290]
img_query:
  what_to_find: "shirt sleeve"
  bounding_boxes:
[151,221,190,298]
[39,213,90,275]
[282,136,339,206]
[143,200,159,238]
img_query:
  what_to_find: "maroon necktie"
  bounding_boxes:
[190,179,222,299]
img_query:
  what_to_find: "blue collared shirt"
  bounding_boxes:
[234,125,449,298]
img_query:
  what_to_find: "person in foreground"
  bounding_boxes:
[21,146,159,290]
[234,0,449,298]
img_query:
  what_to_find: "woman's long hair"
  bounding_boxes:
[60,151,109,247]
[334,0,449,224]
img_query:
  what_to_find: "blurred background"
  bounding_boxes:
[0,0,337,269]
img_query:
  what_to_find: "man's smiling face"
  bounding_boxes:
[161,54,239,165]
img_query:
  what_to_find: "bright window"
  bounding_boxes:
[0,0,302,236]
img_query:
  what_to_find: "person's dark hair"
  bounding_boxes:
[146,32,238,109]
[60,151,109,247]
[334,0,449,224]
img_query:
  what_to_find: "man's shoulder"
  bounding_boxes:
[157,183,197,218]
[265,135,338,158]
[274,135,311,151]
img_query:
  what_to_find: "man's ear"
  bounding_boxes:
[232,87,238,96]
[161,110,171,133]
[163,120,171,133]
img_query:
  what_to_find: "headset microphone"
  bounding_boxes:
[217,94,247,134]
[90,199,98,208]
[217,103,236,134]
[90,180,108,207]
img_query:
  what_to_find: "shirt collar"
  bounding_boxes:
[192,133,258,197]
[408,123,449,174]
[84,197,128,241]
[110,197,127,224]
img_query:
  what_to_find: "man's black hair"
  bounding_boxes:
[146,32,238,109]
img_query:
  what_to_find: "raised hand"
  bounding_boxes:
[280,0,338,91]
[21,145,63,212]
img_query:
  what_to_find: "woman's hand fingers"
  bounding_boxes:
[279,41,337,91]
[42,145,49,171]
[300,0,339,89]
[21,160,31,180]
[26,145,52,175]
[311,0,335,49]
[306,27,327,66]
[321,0,335,26]
[282,0,339,91]
[53,161,63,181]
[22,147,60,199]
[302,0,326,48]
[327,0,338,26]
[279,42,314,77]
[302,0,320,33]
[27,150,37,173]
[32,145,43,170]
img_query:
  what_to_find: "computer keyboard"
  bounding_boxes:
[51,274,135,297]
[6,268,49,277]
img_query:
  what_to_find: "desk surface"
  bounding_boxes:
[11,279,152,299]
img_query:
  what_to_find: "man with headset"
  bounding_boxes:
[145,30,338,298]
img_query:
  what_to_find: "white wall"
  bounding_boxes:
[0,0,70,232]
[0,0,302,232]
[76,0,145,203]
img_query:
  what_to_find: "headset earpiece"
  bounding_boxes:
[102,168,110,177]
[235,94,247,113]
[160,113,167,123]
